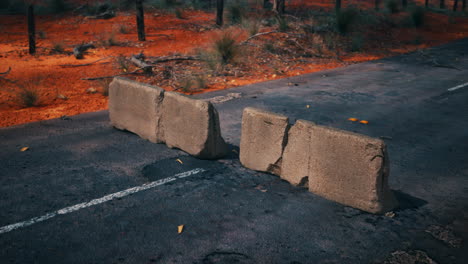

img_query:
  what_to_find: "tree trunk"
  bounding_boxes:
[453,0,459,10]
[425,0,429,7]
[216,0,224,26]
[440,0,445,9]
[463,0,466,11]
[336,0,341,13]
[375,0,380,11]
[275,0,285,14]
[28,4,36,55]
[402,0,408,8]
[264,0,269,8]
[136,0,145,41]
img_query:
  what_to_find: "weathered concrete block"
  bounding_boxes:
[109,77,165,143]
[161,92,227,159]
[239,107,289,175]
[281,120,315,186]
[307,125,398,214]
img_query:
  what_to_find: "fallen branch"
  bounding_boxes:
[59,57,112,67]
[146,34,173,39]
[148,55,200,63]
[130,54,153,73]
[241,30,279,45]
[0,67,11,75]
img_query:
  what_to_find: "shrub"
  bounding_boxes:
[119,24,130,34]
[410,6,425,27]
[38,31,47,39]
[385,0,399,14]
[18,89,39,107]
[195,75,207,89]
[175,8,184,19]
[52,41,65,53]
[213,32,239,65]
[242,18,260,36]
[99,32,119,47]
[350,34,364,51]
[336,8,358,35]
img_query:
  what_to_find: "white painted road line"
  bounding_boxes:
[0,168,206,235]
[448,82,468,92]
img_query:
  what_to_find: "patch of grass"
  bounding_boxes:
[38,30,47,39]
[118,24,130,34]
[213,31,239,65]
[116,55,130,72]
[180,78,194,93]
[52,41,65,53]
[175,8,184,19]
[410,6,425,27]
[350,34,364,52]
[242,18,260,36]
[98,79,111,96]
[18,89,39,107]
[336,7,358,35]
[98,32,119,47]
[194,74,207,89]
[385,0,400,14]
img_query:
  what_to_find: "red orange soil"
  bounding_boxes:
[0,1,467,127]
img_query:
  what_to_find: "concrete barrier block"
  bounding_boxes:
[307,125,398,214]
[162,92,227,159]
[109,77,165,143]
[281,120,315,186]
[239,107,289,175]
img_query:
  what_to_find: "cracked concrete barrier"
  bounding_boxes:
[161,92,227,159]
[239,107,289,175]
[307,125,398,214]
[109,77,164,143]
[281,120,315,187]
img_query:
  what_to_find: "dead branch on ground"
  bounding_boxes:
[147,55,200,63]
[241,30,279,45]
[0,67,11,75]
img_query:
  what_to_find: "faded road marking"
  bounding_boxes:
[448,82,468,92]
[0,168,206,235]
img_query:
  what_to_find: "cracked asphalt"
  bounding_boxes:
[0,38,467,264]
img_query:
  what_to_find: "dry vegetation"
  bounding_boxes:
[0,0,467,127]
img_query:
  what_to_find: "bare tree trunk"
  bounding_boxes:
[276,0,285,14]
[336,0,341,13]
[216,0,223,26]
[375,0,380,11]
[425,0,429,7]
[402,0,408,8]
[453,0,459,10]
[136,0,145,41]
[463,0,466,11]
[263,0,269,8]
[440,0,445,9]
[28,4,36,55]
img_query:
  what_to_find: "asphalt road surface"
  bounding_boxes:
[1,39,467,264]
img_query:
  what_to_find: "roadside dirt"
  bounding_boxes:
[0,0,467,127]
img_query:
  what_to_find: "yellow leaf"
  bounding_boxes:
[360,120,369,124]
[306,105,310,109]
[178,225,184,234]
[232,149,238,154]
[348,118,358,122]
[20,147,29,152]
[176,159,183,164]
